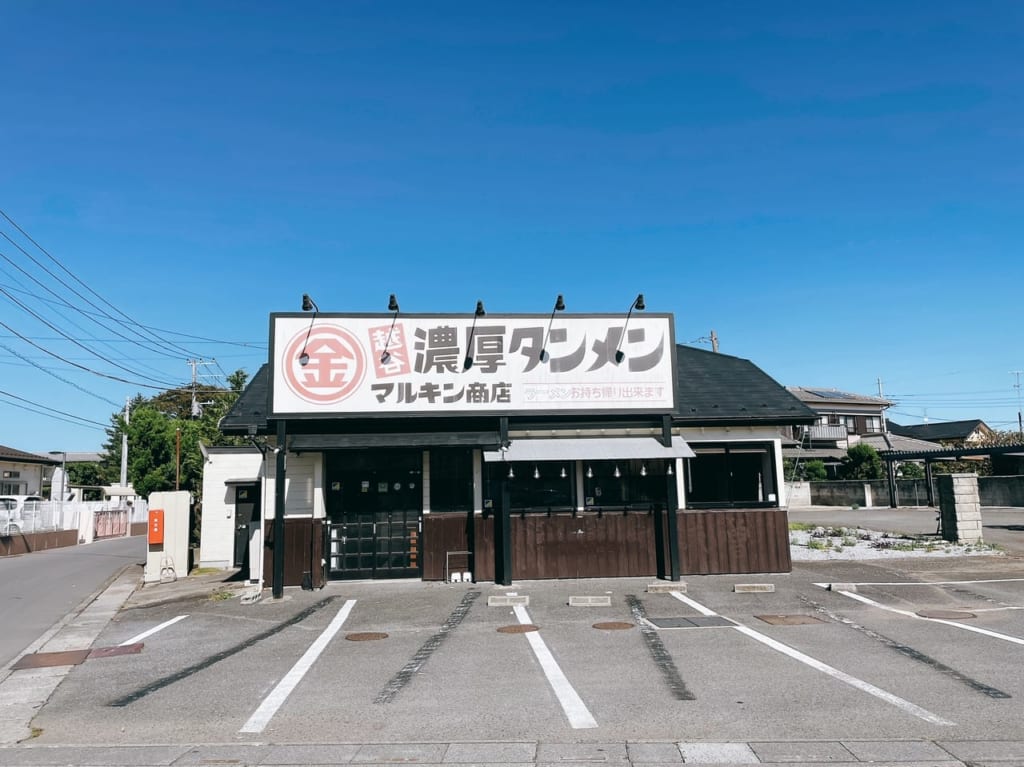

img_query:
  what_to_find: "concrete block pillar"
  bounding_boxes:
[936,474,983,544]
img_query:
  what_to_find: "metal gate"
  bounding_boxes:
[327,510,420,579]
[325,454,422,580]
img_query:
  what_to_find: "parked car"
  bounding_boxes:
[0,495,43,536]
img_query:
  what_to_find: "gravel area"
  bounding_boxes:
[789,525,1004,561]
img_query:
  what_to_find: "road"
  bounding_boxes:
[0,535,145,668]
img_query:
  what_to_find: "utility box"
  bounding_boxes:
[145,491,191,583]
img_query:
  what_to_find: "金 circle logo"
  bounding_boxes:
[282,325,366,404]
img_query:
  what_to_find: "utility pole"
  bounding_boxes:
[188,359,215,417]
[120,397,130,487]
[877,377,888,433]
[710,329,719,353]
[1012,371,1024,439]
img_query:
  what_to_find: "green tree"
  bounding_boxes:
[897,461,925,479]
[803,459,828,481]
[839,443,884,480]
[95,369,250,500]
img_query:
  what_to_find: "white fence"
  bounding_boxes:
[2,499,149,541]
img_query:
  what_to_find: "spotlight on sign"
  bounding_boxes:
[298,293,320,366]
[380,294,400,364]
[463,300,486,370]
[538,294,565,363]
[613,293,645,365]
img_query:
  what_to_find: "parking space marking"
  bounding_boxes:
[799,595,1011,699]
[111,596,339,708]
[375,590,480,704]
[833,590,1024,647]
[512,604,597,729]
[240,599,356,734]
[119,615,188,646]
[668,592,955,726]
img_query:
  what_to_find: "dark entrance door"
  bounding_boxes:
[325,451,422,579]
[232,483,260,572]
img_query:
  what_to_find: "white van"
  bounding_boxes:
[0,495,43,535]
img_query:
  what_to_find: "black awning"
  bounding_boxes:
[289,432,502,452]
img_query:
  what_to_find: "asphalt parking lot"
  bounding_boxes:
[27,553,1024,749]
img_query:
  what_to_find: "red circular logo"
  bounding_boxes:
[282,324,366,404]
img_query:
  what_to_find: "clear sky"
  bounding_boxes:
[2,1,1023,453]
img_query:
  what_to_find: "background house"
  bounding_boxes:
[783,387,891,475]
[888,419,995,446]
[1,445,58,496]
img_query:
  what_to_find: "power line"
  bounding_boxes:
[0,342,121,407]
[0,286,180,388]
[0,319,174,390]
[0,388,108,428]
[0,208,205,359]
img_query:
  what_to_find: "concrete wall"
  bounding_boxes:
[787,475,1024,507]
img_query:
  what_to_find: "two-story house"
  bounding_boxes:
[783,387,892,474]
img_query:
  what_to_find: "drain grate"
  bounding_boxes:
[755,614,823,626]
[497,624,538,633]
[345,632,389,641]
[648,616,732,629]
[593,621,634,631]
[917,609,977,620]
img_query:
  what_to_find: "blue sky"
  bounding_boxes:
[2,1,1023,452]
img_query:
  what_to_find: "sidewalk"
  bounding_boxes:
[0,737,1022,765]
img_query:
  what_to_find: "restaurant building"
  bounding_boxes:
[205,304,816,590]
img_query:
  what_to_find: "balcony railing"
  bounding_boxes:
[802,425,849,441]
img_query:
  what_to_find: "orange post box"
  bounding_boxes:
[148,509,164,545]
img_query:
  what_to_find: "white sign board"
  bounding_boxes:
[270,313,677,417]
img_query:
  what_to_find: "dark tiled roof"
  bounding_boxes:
[887,419,991,442]
[674,346,816,426]
[0,445,59,464]
[221,346,816,434]
[219,364,271,435]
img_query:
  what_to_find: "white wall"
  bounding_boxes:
[199,449,265,569]
[263,452,322,519]
[145,490,191,583]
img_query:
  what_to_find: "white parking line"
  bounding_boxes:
[668,592,954,726]
[512,604,597,729]
[119,615,188,646]
[240,599,356,734]
[834,590,1024,647]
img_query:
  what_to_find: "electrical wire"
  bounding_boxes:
[0,342,121,407]
[0,319,175,390]
[0,209,204,359]
[0,388,108,428]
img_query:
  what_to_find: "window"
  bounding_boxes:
[483,461,574,512]
[865,416,882,432]
[429,449,474,512]
[685,443,777,509]
[583,460,670,510]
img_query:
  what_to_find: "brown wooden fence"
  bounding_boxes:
[263,519,325,588]
[422,508,791,581]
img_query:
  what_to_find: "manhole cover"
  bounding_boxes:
[497,624,538,633]
[755,614,823,626]
[593,621,634,631]
[345,632,389,641]
[916,609,976,620]
[11,650,91,670]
